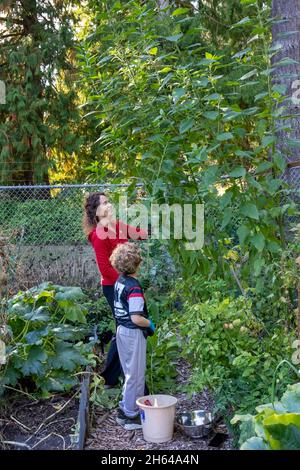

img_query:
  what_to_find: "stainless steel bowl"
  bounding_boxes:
[176,410,214,439]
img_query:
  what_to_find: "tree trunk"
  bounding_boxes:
[272,1,300,183]
[272,0,300,249]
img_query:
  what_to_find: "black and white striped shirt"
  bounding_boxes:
[113,274,148,329]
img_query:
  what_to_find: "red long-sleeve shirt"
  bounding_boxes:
[88,220,148,286]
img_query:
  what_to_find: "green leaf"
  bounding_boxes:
[274,58,299,67]
[54,287,86,302]
[232,48,252,59]
[25,328,49,345]
[268,241,281,253]
[264,413,300,450]
[221,208,232,230]
[251,233,265,251]
[253,257,265,276]
[193,77,209,88]
[231,17,252,28]
[9,303,31,317]
[60,301,87,324]
[203,111,219,121]
[220,191,232,209]
[254,92,269,102]
[241,203,259,220]
[237,225,250,245]
[33,290,55,303]
[229,166,246,178]
[39,372,77,392]
[230,414,253,426]
[149,47,158,56]
[50,325,88,341]
[241,106,259,116]
[203,166,219,186]
[159,66,172,74]
[172,7,190,16]
[204,93,221,101]
[216,132,233,141]
[255,161,273,174]
[272,84,287,95]
[286,139,300,148]
[21,346,47,376]
[48,342,88,372]
[188,147,207,164]
[273,153,286,172]
[148,133,164,143]
[235,150,252,158]
[266,179,282,195]
[172,88,186,101]
[247,175,262,191]
[1,367,21,387]
[241,437,269,450]
[281,384,300,413]
[165,34,183,42]
[179,118,194,134]
[261,136,276,148]
[240,69,258,81]
[24,307,51,323]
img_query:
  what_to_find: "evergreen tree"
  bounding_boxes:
[0,0,81,186]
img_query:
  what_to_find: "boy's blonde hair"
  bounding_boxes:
[110,242,142,275]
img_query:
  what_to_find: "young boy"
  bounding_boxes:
[109,242,155,430]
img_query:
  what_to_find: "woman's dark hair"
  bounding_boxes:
[83,192,106,236]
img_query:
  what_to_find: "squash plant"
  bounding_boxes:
[232,382,300,450]
[0,282,96,394]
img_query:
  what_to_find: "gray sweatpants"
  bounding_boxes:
[116,325,146,418]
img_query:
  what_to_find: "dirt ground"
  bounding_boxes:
[86,360,234,451]
[0,393,79,450]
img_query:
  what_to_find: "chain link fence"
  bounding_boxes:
[0,179,298,290]
[0,183,142,245]
[0,178,299,246]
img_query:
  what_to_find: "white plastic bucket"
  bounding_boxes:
[136,394,178,443]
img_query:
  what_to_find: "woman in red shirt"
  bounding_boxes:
[83,192,147,386]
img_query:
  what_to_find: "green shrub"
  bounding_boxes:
[168,293,296,416]
[146,320,179,395]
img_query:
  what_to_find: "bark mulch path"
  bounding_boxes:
[86,360,234,451]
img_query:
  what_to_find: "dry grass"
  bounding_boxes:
[0,229,28,296]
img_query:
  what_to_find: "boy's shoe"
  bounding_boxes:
[116,409,142,430]
[123,414,142,431]
[116,408,127,425]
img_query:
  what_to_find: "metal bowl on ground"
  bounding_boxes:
[176,410,214,439]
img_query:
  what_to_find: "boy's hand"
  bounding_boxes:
[149,319,155,333]
[142,318,155,338]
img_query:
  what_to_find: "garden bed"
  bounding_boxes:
[0,392,79,450]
